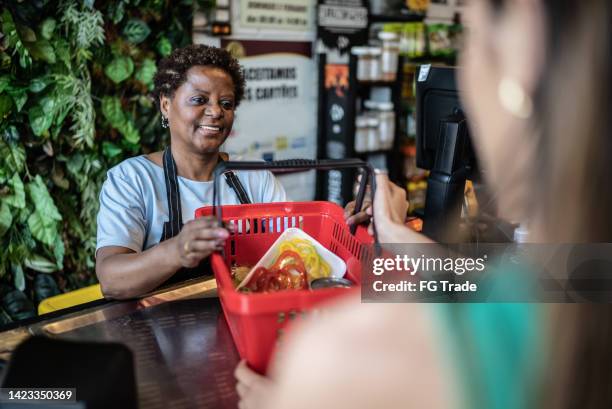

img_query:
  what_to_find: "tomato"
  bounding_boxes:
[247,267,270,292]
[270,251,308,290]
[245,251,309,292]
[275,239,332,281]
[287,268,307,289]
[272,251,306,272]
[276,270,292,290]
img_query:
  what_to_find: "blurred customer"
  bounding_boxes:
[235,0,612,408]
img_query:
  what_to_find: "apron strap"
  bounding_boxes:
[158,147,253,287]
[161,146,182,241]
[220,158,252,205]
[160,147,251,242]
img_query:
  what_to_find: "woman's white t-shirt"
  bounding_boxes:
[96,155,287,254]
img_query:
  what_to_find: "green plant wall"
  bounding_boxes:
[0,0,197,324]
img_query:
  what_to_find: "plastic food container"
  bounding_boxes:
[237,227,347,290]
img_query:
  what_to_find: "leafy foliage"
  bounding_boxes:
[123,19,151,44]
[0,0,196,323]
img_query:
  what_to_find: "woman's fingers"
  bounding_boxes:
[373,174,409,225]
[388,182,409,223]
[347,210,370,226]
[234,360,271,409]
[176,217,231,267]
[345,198,373,226]
[180,234,225,267]
[183,217,230,241]
[373,173,392,220]
[224,220,236,233]
[236,381,249,399]
[234,360,264,388]
[186,216,218,228]
[190,227,229,241]
[344,201,355,219]
[184,237,224,253]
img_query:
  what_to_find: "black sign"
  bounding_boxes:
[317,0,369,54]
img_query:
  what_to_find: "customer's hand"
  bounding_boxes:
[345,172,373,231]
[371,173,410,242]
[173,216,231,268]
[344,199,372,227]
[373,173,409,224]
[235,360,273,409]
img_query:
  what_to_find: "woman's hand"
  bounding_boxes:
[344,173,410,238]
[235,360,274,409]
[373,173,409,226]
[344,199,372,227]
[345,172,372,228]
[173,216,231,268]
[371,173,412,242]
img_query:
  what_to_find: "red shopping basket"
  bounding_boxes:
[195,159,376,373]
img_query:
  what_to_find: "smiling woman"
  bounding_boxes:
[94,45,287,300]
[162,65,237,154]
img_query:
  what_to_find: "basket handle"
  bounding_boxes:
[212,158,377,239]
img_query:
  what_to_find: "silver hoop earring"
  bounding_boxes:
[161,116,169,128]
[498,77,533,119]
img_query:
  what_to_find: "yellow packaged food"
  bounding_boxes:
[276,237,332,282]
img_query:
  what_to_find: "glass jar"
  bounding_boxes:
[377,101,395,149]
[363,99,378,118]
[368,47,382,81]
[354,115,368,153]
[367,117,380,151]
[378,32,400,81]
[351,47,372,81]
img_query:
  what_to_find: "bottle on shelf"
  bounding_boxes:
[367,116,381,151]
[351,46,383,82]
[379,31,400,81]
[364,99,378,114]
[368,47,382,81]
[377,101,395,149]
[351,46,373,82]
[355,115,369,153]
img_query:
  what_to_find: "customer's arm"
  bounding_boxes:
[236,300,459,409]
[96,216,229,299]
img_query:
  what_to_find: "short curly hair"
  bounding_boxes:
[151,44,246,109]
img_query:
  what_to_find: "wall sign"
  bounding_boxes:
[240,0,313,32]
[220,40,317,201]
[317,0,369,54]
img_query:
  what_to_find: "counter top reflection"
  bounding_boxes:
[0,278,240,408]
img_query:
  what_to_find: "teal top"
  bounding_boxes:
[437,263,545,409]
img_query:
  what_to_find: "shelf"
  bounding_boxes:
[356,149,397,156]
[404,56,458,66]
[356,80,397,89]
[370,13,425,24]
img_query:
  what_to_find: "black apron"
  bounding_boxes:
[158,146,251,287]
